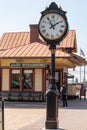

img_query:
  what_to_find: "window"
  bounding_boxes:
[23,70,33,89]
[11,69,20,89]
[10,69,33,90]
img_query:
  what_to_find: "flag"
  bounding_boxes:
[80,48,85,57]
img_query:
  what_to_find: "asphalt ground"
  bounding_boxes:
[2,97,87,130]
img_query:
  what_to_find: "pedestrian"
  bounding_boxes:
[61,84,68,107]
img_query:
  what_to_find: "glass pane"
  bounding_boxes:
[11,73,20,89]
[24,70,32,73]
[24,70,33,89]
[12,70,20,74]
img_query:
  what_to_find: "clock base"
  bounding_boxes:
[45,120,59,129]
[42,127,63,130]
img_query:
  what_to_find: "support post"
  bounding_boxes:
[2,99,4,130]
[0,99,4,130]
[45,48,59,129]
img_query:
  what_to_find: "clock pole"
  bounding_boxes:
[45,44,59,129]
[38,2,69,130]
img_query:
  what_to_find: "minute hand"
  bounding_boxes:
[50,20,63,29]
[47,17,55,29]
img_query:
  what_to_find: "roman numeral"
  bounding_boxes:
[41,26,45,28]
[61,25,64,28]
[59,30,63,33]
[51,34,54,38]
[56,17,59,19]
[43,20,46,23]
[56,34,59,37]
[42,29,46,33]
[46,33,49,37]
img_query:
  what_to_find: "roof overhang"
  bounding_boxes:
[0,43,86,69]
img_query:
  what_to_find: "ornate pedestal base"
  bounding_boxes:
[42,127,64,130]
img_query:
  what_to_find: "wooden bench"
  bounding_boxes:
[0,91,23,101]
[0,91,9,100]
[29,92,41,101]
[8,92,22,100]
[21,92,29,100]
[0,91,45,101]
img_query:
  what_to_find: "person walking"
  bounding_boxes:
[61,84,68,107]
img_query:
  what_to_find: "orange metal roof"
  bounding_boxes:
[0,30,77,58]
[59,30,77,51]
[0,41,86,66]
[0,32,30,50]
[0,42,70,58]
[0,30,76,51]
[0,30,86,67]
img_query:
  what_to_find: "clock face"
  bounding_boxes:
[39,13,67,41]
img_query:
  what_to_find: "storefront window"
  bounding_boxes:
[11,69,20,89]
[23,70,33,89]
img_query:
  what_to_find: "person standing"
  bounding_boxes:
[61,84,68,107]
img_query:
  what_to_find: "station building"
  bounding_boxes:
[0,24,86,101]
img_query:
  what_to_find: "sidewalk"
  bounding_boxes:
[4,98,87,130]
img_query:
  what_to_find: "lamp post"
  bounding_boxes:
[38,2,69,129]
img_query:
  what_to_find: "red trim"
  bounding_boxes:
[10,68,35,92]
[9,68,11,91]
[10,68,21,92]
[0,68,2,91]
[42,69,46,92]
[1,67,47,93]
[22,68,35,92]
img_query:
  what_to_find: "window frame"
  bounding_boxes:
[22,68,34,92]
[10,68,21,91]
[10,68,34,92]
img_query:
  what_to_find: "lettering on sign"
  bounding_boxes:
[10,63,47,68]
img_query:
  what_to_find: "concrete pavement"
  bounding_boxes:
[4,98,87,130]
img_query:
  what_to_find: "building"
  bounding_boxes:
[0,24,86,101]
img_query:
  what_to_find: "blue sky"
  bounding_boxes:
[0,0,87,81]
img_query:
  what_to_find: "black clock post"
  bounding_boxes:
[38,2,68,129]
[45,44,59,129]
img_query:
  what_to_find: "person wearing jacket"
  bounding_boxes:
[61,84,68,107]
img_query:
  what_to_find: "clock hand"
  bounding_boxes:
[47,17,55,29]
[50,20,63,29]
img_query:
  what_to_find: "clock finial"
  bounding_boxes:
[41,2,67,16]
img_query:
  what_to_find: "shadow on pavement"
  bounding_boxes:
[59,98,87,110]
[18,117,45,130]
[4,98,87,110]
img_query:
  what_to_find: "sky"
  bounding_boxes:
[0,0,87,82]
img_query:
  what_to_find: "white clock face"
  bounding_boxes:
[39,13,67,40]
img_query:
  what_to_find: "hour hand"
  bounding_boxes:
[47,17,55,29]
[50,20,63,29]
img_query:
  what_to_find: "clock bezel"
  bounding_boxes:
[38,12,68,45]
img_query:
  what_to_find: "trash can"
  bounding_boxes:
[80,85,86,100]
